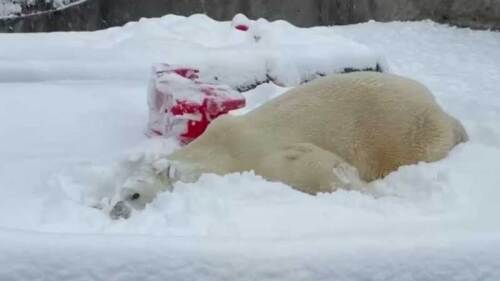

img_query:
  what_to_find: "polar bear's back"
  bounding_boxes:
[246,72,465,180]
[249,72,437,125]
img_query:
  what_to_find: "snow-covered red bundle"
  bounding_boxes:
[147,63,246,144]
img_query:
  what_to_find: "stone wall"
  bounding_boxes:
[1,0,499,32]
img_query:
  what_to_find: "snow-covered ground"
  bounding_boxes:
[0,15,500,280]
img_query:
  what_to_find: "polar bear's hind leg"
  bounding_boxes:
[255,143,362,194]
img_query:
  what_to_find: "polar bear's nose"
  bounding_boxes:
[110,201,132,220]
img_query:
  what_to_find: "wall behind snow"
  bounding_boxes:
[1,0,499,32]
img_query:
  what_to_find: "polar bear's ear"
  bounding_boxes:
[332,163,360,186]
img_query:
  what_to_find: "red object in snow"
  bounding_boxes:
[173,67,199,80]
[147,64,246,144]
[234,24,249,31]
[231,14,251,32]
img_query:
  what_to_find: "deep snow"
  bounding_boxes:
[0,14,500,281]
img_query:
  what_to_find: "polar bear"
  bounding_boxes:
[110,72,468,219]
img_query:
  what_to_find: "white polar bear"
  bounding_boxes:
[110,72,468,219]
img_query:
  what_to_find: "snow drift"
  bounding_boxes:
[0,13,384,90]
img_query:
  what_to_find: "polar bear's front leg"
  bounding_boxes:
[256,143,363,194]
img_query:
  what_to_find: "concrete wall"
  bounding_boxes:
[1,0,500,33]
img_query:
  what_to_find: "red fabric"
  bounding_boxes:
[147,64,246,144]
[170,94,246,144]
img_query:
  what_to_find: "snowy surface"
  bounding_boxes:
[1,15,500,280]
[0,14,382,90]
[0,0,21,17]
[0,0,80,17]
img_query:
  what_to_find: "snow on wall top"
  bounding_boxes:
[0,0,21,17]
[0,0,80,18]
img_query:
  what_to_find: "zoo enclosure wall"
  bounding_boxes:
[1,0,499,32]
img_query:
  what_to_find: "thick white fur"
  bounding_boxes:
[113,72,468,215]
[168,72,467,191]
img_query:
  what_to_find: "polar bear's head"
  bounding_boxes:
[109,156,176,220]
[109,174,171,220]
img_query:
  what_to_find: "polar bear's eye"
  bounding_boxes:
[130,193,141,200]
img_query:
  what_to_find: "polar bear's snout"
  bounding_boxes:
[108,182,163,219]
[110,201,132,220]
[109,189,149,220]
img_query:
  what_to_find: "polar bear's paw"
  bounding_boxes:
[332,162,363,190]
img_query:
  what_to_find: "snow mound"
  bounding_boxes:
[0,13,383,91]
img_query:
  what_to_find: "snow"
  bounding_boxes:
[0,0,21,17]
[0,14,382,91]
[50,0,75,9]
[0,0,81,17]
[0,15,500,280]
